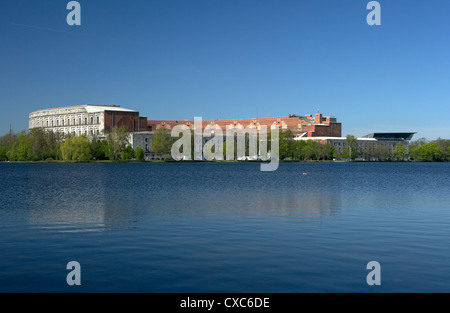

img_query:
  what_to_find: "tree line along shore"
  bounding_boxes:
[0,127,449,162]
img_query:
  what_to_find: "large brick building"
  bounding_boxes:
[29,104,341,139]
[146,113,341,138]
[29,104,149,137]
[29,104,415,160]
[29,104,343,159]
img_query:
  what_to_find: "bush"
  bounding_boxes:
[135,146,145,161]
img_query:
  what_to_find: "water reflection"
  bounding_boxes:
[2,162,450,292]
[248,191,341,219]
[21,163,343,232]
[23,164,145,231]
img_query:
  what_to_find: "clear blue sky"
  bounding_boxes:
[1,0,449,140]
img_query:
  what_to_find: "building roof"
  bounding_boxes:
[85,105,137,113]
[294,136,377,141]
[363,132,416,140]
[30,104,137,114]
[295,133,417,141]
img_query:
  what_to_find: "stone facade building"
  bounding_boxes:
[29,104,150,137]
[29,104,414,160]
[295,132,416,161]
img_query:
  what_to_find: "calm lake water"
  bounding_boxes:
[0,162,449,293]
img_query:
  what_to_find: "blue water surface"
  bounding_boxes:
[0,162,449,292]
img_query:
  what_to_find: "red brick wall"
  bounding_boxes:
[310,123,342,137]
[315,114,322,124]
[139,117,150,131]
[104,111,142,132]
[147,115,342,137]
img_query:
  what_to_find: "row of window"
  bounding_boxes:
[331,141,395,147]
[31,115,101,128]
[49,128,101,136]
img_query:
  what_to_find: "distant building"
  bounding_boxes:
[137,113,342,160]
[295,132,416,161]
[29,105,344,159]
[146,113,342,138]
[30,105,341,138]
[30,104,415,160]
[28,104,150,137]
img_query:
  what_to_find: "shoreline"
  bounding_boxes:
[1,159,446,164]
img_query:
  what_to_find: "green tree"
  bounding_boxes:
[71,135,92,161]
[278,130,296,160]
[374,144,391,161]
[341,146,350,160]
[310,141,324,161]
[302,140,316,160]
[98,139,111,160]
[46,130,62,160]
[333,146,341,160]
[28,128,47,161]
[25,128,62,161]
[8,132,31,161]
[292,140,307,161]
[279,135,290,160]
[433,138,450,161]
[413,142,444,161]
[392,142,407,161]
[151,128,174,159]
[344,135,358,160]
[0,145,8,161]
[0,132,15,161]
[105,126,130,160]
[324,142,336,160]
[90,136,108,160]
[124,145,135,160]
[361,142,376,161]
[61,135,92,161]
[60,136,74,161]
[135,146,145,161]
